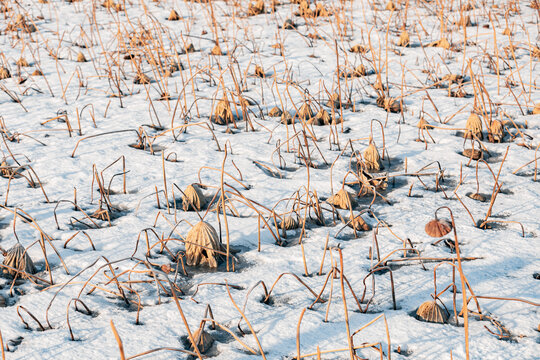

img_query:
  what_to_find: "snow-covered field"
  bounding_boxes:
[0,0,539,358]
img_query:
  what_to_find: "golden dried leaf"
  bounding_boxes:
[425,219,452,237]
[182,184,207,211]
[327,189,356,210]
[2,243,36,277]
[185,221,223,268]
[363,142,383,171]
[416,300,448,323]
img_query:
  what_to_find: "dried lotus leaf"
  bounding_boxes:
[416,300,448,323]
[185,221,223,268]
[2,243,36,277]
[182,184,207,211]
[425,219,452,237]
[327,189,356,209]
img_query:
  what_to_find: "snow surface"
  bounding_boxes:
[0,0,539,359]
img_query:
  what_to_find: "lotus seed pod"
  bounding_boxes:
[465,112,483,140]
[248,0,265,16]
[425,219,452,237]
[308,109,331,126]
[327,189,356,210]
[185,43,195,53]
[416,300,448,323]
[185,221,223,268]
[182,184,207,211]
[489,120,504,143]
[349,44,367,54]
[2,243,36,277]
[363,142,383,171]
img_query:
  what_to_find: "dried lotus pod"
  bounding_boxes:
[281,111,294,124]
[248,0,265,15]
[416,300,448,323]
[268,106,282,117]
[2,243,36,277]
[532,103,540,115]
[184,43,195,53]
[464,112,483,140]
[190,329,214,353]
[102,0,122,11]
[363,142,383,171]
[327,189,356,209]
[134,72,151,84]
[349,44,368,54]
[298,102,314,120]
[76,52,87,62]
[254,65,265,78]
[488,120,504,143]
[168,9,180,21]
[182,184,207,211]
[462,148,483,160]
[210,44,223,55]
[281,215,299,230]
[326,93,341,108]
[425,218,452,237]
[347,214,370,231]
[397,30,410,47]
[185,221,223,268]
[32,69,43,76]
[16,58,29,67]
[213,99,234,125]
[0,67,11,80]
[427,38,450,49]
[502,27,512,36]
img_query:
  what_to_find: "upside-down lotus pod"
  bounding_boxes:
[185,221,223,268]
[298,103,314,120]
[2,243,36,277]
[168,9,180,21]
[190,329,214,353]
[248,0,265,16]
[416,300,448,323]
[532,103,540,115]
[385,1,396,10]
[268,106,282,117]
[425,219,452,237]
[363,142,383,171]
[210,44,223,55]
[465,112,483,140]
[185,43,195,53]
[327,189,356,210]
[182,184,207,211]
